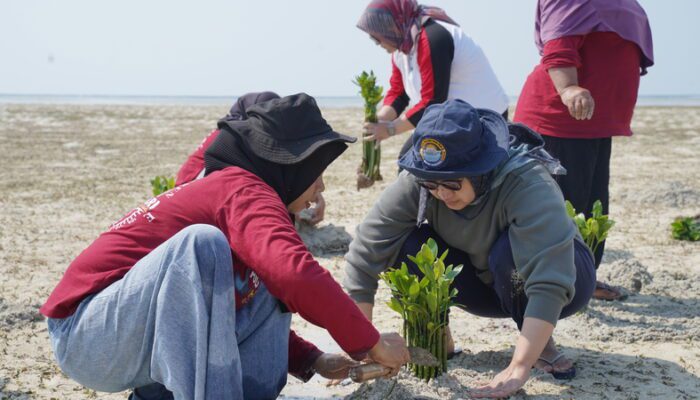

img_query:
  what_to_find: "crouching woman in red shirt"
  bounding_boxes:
[40,94,409,400]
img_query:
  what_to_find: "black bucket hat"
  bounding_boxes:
[398,99,509,180]
[218,93,356,164]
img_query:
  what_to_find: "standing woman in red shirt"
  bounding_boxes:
[514,0,654,301]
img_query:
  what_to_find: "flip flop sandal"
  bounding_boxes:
[537,353,576,380]
[447,346,463,360]
[594,281,628,301]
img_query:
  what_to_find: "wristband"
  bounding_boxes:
[387,121,396,137]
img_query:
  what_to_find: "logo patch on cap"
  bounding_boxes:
[419,138,446,167]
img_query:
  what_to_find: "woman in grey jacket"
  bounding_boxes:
[343,99,595,398]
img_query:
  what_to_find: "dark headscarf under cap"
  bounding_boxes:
[223,91,280,122]
[204,94,351,205]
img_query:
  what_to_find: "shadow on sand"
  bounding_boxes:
[297,223,353,257]
[346,347,699,399]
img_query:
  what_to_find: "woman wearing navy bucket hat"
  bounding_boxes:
[344,99,596,398]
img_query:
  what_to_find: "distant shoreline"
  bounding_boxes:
[1,94,700,108]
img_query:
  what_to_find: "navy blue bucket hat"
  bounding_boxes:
[398,99,509,180]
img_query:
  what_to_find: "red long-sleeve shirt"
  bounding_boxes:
[514,31,642,138]
[175,129,221,185]
[41,167,379,379]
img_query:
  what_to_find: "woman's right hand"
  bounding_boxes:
[559,85,595,120]
[367,332,410,377]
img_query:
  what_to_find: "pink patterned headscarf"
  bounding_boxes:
[357,0,457,54]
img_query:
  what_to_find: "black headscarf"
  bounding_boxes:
[204,120,347,206]
[224,91,280,122]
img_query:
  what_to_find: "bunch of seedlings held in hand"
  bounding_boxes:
[353,70,384,190]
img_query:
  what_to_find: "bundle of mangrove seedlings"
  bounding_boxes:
[380,239,463,381]
[353,70,383,190]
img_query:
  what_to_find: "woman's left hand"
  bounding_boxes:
[469,362,530,398]
[305,193,326,225]
[296,193,326,225]
[362,121,393,142]
[313,353,361,380]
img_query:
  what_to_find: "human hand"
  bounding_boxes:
[309,193,325,224]
[469,362,530,398]
[296,193,325,225]
[559,85,595,120]
[313,353,360,380]
[363,121,394,142]
[367,332,410,377]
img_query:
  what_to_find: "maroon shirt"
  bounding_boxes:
[175,128,221,186]
[514,32,641,138]
[41,167,379,378]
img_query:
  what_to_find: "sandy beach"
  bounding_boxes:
[0,103,698,399]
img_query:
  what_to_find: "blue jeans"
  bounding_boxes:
[47,224,291,400]
[397,225,596,329]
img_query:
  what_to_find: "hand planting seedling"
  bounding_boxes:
[670,215,700,241]
[150,175,175,196]
[353,70,384,190]
[565,200,615,254]
[380,238,462,381]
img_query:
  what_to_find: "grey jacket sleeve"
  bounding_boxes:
[504,169,580,325]
[343,172,421,304]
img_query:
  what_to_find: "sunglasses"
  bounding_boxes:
[416,179,463,191]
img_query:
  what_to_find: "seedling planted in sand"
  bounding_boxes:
[150,175,175,196]
[670,216,700,241]
[380,239,462,381]
[565,200,615,254]
[353,70,384,190]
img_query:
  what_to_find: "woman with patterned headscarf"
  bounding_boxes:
[357,0,509,159]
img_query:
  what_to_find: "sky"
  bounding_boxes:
[0,0,697,98]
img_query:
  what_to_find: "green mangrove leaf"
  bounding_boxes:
[387,297,404,315]
[565,200,576,218]
[409,280,420,298]
[426,238,438,258]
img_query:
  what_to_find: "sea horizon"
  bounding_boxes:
[1,93,700,108]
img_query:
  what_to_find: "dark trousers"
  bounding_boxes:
[543,136,611,268]
[396,225,595,329]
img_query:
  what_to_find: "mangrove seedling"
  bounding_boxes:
[353,70,384,190]
[565,200,615,254]
[380,239,463,381]
[670,216,700,241]
[150,175,175,197]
